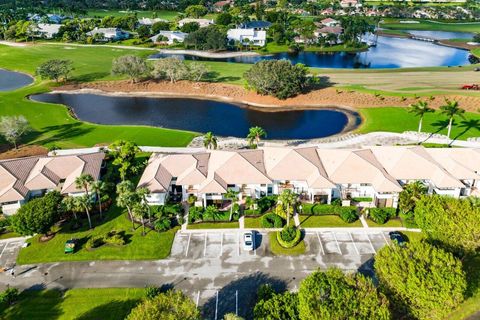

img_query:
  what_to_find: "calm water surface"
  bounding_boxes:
[31,93,359,139]
[150,35,470,68]
[0,69,33,91]
[406,30,474,40]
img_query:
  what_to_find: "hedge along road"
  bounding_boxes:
[0,43,479,149]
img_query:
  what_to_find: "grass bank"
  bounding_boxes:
[17,206,178,264]
[379,19,480,33]
[299,215,363,228]
[269,232,306,256]
[0,288,145,320]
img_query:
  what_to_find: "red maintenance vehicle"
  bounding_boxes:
[461,84,480,90]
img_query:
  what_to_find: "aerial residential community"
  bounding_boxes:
[0,0,479,319]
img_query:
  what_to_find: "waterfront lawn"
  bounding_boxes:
[379,19,480,33]
[269,232,306,256]
[187,221,239,229]
[16,206,178,264]
[262,42,368,54]
[299,215,363,228]
[357,107,480,141]
[0,288,145,320]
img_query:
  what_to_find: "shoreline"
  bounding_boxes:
[155,49,262,58]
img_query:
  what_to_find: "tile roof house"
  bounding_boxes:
[178,18,214,28]
[227,28,266,46]
[86,28,130,41]
[138,17,169,26]
[0,153,105,215]
[137,146,480,208]
[35,23,62,39]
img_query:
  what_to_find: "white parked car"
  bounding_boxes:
[243,231,254,251]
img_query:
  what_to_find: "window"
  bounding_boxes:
[227,184,236,189]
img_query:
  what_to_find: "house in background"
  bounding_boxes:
[86,28,130,41]
[239,20,272,31]
[150,31,188,45]
[178,18,214,28]
[0,152,105,215]
[35,23,62,39]
[227,28,266,46]
[320,18,340,27]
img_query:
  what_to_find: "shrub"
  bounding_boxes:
[277,226,302,248]
[103,230,125,246]
[338,207,358,223]
[0,287,19,305]
[145,286,161,300]
[257,196,278,213]
[188,206,203,223]
[368,208,389,224]
[352,197,372,202]
[331,199,342,206]
[86,235,104,249]
[261,213,284,228]
[155,216,172,232]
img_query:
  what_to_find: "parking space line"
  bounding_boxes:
[0,242,8,259]
[316,232,325,255]
[185,234,191,257]
[349,232,360,255]
[332,232,342,254]
[203,233,208,257]
[215,290,219,320]
[235,290,238,316]
[253,232,256,256]
[220,232,224,257]
[196,290,200,307]
[365,232,376,254]
[381,232,390,246]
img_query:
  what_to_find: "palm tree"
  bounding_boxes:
[277,189,297,227]
[116,180,139,230]
[90,181,109,220]
[76,195,93,229]
[62,196,80,221]
[247,126,267,148]
[75,174,94,197]
[440,99,465,139]
[203,205,221,222]
[225,188,239,221]
[132,202,148,236]
[136,187,152,223]
[408,101,435,133]
[203,132,218,150]
[398,181,428,214]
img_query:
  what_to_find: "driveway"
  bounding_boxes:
[0,230,391,319]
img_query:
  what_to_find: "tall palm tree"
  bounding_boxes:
[76,195,93,229]
[132,202,148,236]
[116,180,138,230]
[62,196,80,221]
[277,189,297,227]
[247,126,267,148]
[75,174,94,197]
[136,187,152,223]
[203,132,218,150]
[90,181,109,220]
[225,188,239,221]
[440,99,465,139]
[408,101,435,133]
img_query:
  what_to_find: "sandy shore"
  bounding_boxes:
[57,80,480,112]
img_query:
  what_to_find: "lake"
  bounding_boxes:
[31,93,360,139]
[150,35,471,69]
[0,69,33,91]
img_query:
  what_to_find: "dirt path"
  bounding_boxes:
[57,80,480,112]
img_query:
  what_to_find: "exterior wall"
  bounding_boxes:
[146,192,167,205]
[1,201,23,215]
[434,188,461,198]
[227,29,266,46]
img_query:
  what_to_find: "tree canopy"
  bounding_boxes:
[36,59,73,82]
[184,25,227,51]
[298,268,391,320]
[111,55,149,83]
[375,240,466,320]
[126,290,200,320]
[244,60,308,99]
[0,115,31,149]
[109,140,140,181]
[414,195,480,255]
[11,191,63,236]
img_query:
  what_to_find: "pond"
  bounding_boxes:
[0,69,33,91]
[149,35,471,69]
[31,93,360,140]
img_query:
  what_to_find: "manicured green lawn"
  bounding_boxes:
[357,107,480,140]
[380,19,480,33]
[244,217,262,229]
[187,221,239,229]
[262,42,368,54]
[298,215,363,228]
[0,288,145,320]
[17,206,178,264]
[0,230,21,240]
[366,218,404,228]
[268,232,306,256]
[85,9,180,20]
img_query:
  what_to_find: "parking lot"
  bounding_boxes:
[171,230,391,260]
[0,239,25,269]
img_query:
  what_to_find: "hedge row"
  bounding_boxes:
[261,213,285,228]
[368,207,398,224]
[301,204,359,223]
